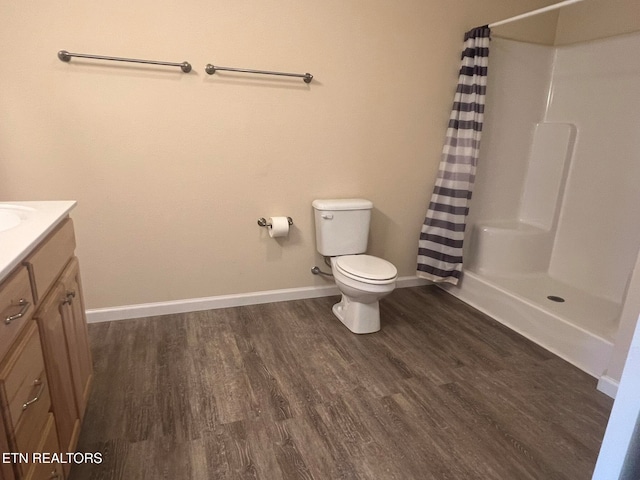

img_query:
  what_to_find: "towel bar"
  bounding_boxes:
[206,64,312,83]
[58,50,192,73]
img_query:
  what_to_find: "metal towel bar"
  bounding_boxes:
[58,50,192,73]
[205,64,312,83]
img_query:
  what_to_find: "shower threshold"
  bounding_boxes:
[440,270,617,378]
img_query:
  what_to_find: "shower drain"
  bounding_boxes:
[547,295,565,303]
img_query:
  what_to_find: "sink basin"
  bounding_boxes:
[0,205,35,233]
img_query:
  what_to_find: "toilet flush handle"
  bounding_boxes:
[321,213,333,220]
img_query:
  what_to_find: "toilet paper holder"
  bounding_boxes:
[257,217,293,228]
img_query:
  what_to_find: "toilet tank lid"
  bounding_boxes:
[312,198,373,211]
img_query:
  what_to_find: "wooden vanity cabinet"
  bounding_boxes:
[0,215,92,479]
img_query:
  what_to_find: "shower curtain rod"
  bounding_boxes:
[488,0,585,28]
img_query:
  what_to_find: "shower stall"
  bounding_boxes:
[442,28,640,389]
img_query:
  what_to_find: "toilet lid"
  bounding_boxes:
[335,255,397,281]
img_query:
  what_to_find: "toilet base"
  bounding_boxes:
[332,295,380,334]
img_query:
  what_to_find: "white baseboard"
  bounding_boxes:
[86,276,429,323]
[597,375,619,399]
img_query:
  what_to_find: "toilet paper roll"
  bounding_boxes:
[268,217,290,238]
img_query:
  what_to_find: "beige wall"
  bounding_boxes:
[0,0,557,309]
[555,0,640,45]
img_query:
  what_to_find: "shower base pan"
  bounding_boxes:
[440,270,617,378]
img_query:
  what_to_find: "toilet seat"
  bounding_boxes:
[334,255,397,285]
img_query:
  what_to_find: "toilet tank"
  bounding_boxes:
[312,198,373,256]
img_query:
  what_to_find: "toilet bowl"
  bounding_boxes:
[330,255,397,334]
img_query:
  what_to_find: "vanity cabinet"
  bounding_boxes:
[0,215,92,479]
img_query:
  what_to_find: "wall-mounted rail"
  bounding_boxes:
[205,64,312,83]
[58,50,192,73]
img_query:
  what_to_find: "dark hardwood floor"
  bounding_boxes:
[69,286,613,479]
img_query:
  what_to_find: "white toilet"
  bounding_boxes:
[312,198,397,334]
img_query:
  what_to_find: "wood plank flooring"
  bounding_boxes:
[69,286,613,479]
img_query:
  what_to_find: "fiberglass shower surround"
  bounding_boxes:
[444,31,640,382]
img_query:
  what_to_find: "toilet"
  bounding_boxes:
[312,198,397,334]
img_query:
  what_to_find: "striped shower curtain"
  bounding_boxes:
[417,26,490,285]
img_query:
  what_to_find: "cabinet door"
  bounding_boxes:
[34,283,80,459]
[58,258,93,420]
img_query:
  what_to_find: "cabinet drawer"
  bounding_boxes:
[0,266,35,359]
[24,218,75,305]
[23,414,63,480]
[0,321,47,432]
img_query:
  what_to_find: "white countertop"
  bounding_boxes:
[0,201,77,281]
